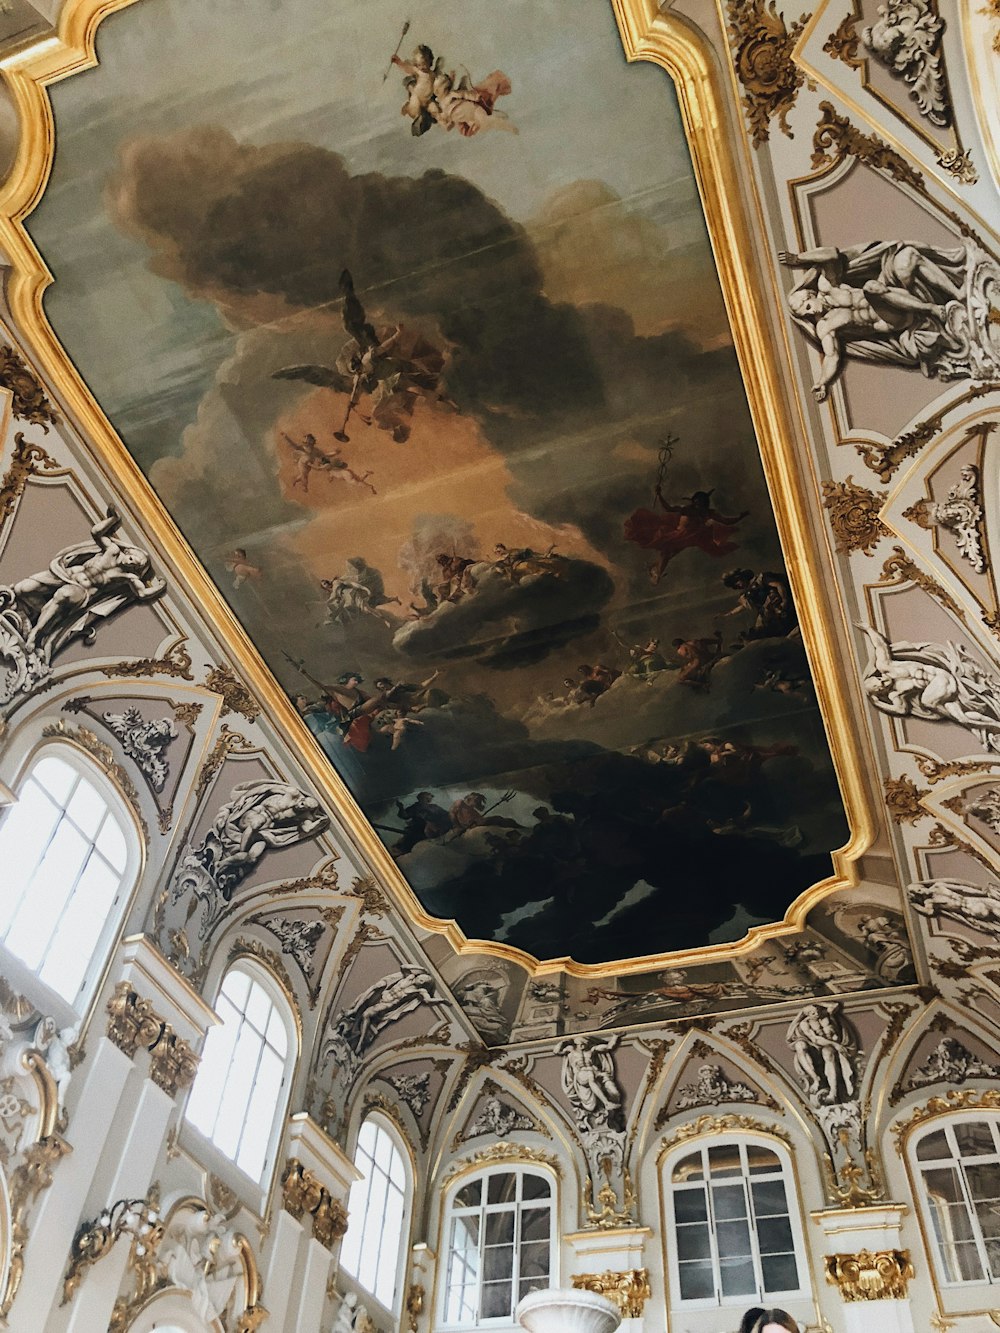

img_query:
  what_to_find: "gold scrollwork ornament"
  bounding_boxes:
[571,1269,651,1318]
[824,1248,914,1301]
[106,981,164,1058]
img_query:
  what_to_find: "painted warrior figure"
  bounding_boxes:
[859,625,1000,752]
[0,507,165,702]
[780,240,1000,399]
[786,1002,857,1104]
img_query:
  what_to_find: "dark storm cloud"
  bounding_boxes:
[391,559,614,669]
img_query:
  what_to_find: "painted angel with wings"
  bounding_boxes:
[273,270,454,444]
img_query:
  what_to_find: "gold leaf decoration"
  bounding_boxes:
[821,476,889,555]
[726,0,810,146]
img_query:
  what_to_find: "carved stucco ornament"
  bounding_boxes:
[861,0,951,129]
[0,348,60,430]
[281,1158,348,1249]
[892,1088,1000,1153]
[571,1269,651,1319]
[821,476,889,555]
[204,662,260,721]
[105,981,200,1096]
[884,775,928,824]
[811,101,923,188]
[148,1030,199,1097]
[726,0,810,146]
[904,462,987,574]
[0,431,62,532]
[824,1248,914,1301]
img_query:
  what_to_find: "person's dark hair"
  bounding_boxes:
[739,1310,799,1333]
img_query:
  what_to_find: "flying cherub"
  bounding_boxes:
[225,548,263,589]
[280,432,376,494]
[273,270,455,445]
[390,40,516,138]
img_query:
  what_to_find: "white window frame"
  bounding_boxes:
[439,1165,557,1329]
[913,1114,1000,1288]
[663,1135,809,1312]
[0,743,142,1022]
[339,1113,412,1317]
[182,961,297,1195]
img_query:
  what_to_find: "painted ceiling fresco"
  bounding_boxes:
[28,0,848,965]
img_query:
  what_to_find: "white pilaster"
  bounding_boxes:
[812,1205,916,1333]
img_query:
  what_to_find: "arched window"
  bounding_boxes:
[340,1117,411,1312]
[914,1117,1000,1285]
[665,1139,807,1309]
[0,748,136,1011]
[184,964,295,1185]
[441,1167,554,1327]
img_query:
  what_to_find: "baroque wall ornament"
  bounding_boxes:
[824,6,862,67]
[861,0,950,129]
[675,1062,761,1112]
[99,637,194,681]
[148,1030,199,1097]
[859,626,1000,752]
[0,431,62,531]
[725,0,810,147]
[907,1036,1000,1093]
[821,476,889,555]
[892,1087,1000,1153]
[960,785,1000,833]
[825,1249,914,1301]
[105,982,198,1094]
[904,461,988,573]
[324,963,439,1079]
[281,1158,348,1249]
[203,662,260,722]
[0,509,166,705]
[908,877,1000,944]
[571,1269,651,1319]
[172,780,329,937]
[810,101,923,187]
[2,1130,72,1317]
[782,237,1000,404]
[101,705,177,792]
[884,774,929,823]
[442,1141,560,1184]
[62,1193,162,1307]
[0,349,60,431]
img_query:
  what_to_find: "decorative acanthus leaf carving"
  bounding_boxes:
[861,0,951,128]
[726,0,810,147]
[821,476,889,555]
[904,463,987,573]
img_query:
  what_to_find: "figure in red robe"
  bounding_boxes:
[624,488,749,585]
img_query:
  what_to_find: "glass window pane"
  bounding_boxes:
[717,1219,753,1260]
[484,1212,515,1246]
[708,1146,742,1177]
[483,1246,514,1281]
[66,780,107,838]
[676,1224,712,1262]
[720,1257,756,1298]
[756,1216,794,1254]
[673,1150,703,1183]
[519,1207,550,1243]
[454,1179,481,1209]
[762,1252,799,1293]
[244,978,271,1034]
[747,1145,781,1174]
[488,1173,516,1204]
[34,756,77,803]
[955,1123,996,1157]
[713,1184,748,1221]
[678,1260,714,1301]
[95,814,128,872]
[222,968,252,1009]
[481,1280,513,1320]
[522,1174,550,1200]
[674,1189,708,1224]
[917,1128,950,1161]
[751,1179,790,1217]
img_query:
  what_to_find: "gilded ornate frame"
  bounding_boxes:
[0,0,880,977]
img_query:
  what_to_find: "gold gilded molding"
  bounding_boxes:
[824,1248,914,1301]
[892,1088,1000,1155]
[148,1030,198,1096]
[823,5,862,69]
[660,1111,792,1155]
[99,637,194,681]
[405,1282,425,1333]
[1,1131,72,1317]
[281,1158,348,1249]
[725,0,810,146]
[443,1141,560,1184]
[572,1269,651,1318]
[203,663,260,722]
[583,1166,637,1231]
[192,723,256,804]
[106,981,200,1095]
[41,719,150,845]
[884,775,929,825]
[822,476,889,555]
[106,980,164,1057]
[810,100,923,188]
[0,0,878,981]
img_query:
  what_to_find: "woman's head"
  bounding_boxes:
[739,1311,799,1333]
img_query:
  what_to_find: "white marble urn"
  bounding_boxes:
[516,1287,622,1333]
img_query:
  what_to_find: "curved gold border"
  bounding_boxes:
[0,0,876,978]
